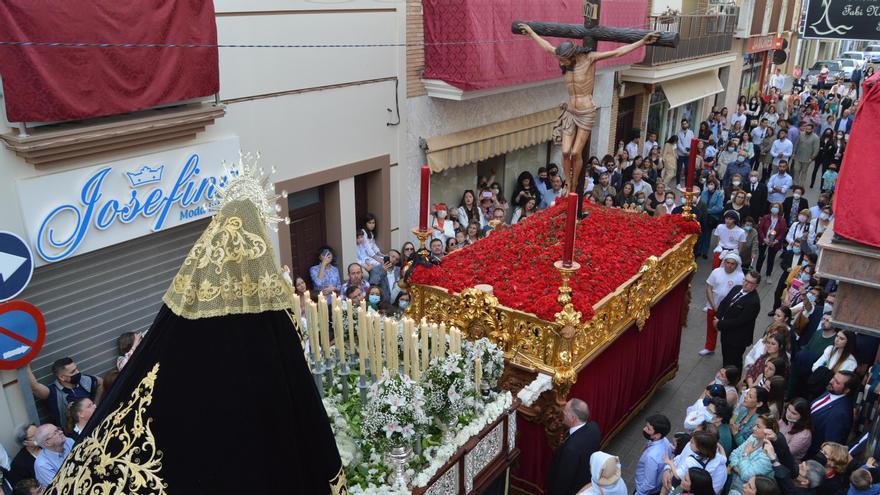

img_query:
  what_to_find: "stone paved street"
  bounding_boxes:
[606,184,820,485]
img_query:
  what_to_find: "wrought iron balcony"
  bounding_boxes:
[638,10,737,66]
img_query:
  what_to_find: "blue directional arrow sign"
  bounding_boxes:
[0,232,34,302]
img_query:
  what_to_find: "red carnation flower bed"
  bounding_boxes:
[410,197,700,322]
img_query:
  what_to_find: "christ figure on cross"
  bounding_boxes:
[518,24,659,216]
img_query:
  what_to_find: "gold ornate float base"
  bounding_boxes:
[407,234,697,398]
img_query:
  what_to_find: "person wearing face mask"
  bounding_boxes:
[785,208,813,251]
[745,171,768,219]
[756,202,787,281]
[820,164,838,194]
[697,179,725,260]
[635,414,673,495]
[656,191,676,217]
[365,285,384,312]
[392,291,411,316]
[779,398,813,463]
[430,203,456,244]
[739,216,759,273]
[724,151,752,192]
[717,141,740,183]
[25,358,101,427]
[807,207,832,253]
[783,187,809,227]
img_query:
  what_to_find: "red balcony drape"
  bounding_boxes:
[422,0,648,91]
[0,1,219,123]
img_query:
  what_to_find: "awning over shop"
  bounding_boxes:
[661,71,724,109]
[424,108,558,172]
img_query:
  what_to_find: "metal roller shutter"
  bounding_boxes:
[21,219,209,392]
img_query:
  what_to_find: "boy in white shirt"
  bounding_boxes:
[712,210,747,268]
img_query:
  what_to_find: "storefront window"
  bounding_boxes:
[648,91,670,142]
[740,52,765,100]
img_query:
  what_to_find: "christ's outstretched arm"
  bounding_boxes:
[591,31,660,61]
[517,23,557,55]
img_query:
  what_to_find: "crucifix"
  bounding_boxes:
[513,2,678,218]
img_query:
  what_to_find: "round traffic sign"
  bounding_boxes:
[0,231,34,302]
[0,300,46,370]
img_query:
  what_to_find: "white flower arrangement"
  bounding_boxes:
[516,373,553,407]
[411,391,513,487]
[464,337,505,389]
[421,352,477,425]
[323,398,359,467]
[361,371,430,447]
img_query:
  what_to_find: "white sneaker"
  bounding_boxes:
[698,349,714,356]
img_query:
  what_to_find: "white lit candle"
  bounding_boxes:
[402,319,411,377]
[475,356,482,394]
[357,306,367,375]
[411,331,420,382]
[420,320,429,369]
[308,302,320,364]
[333,303,344,362]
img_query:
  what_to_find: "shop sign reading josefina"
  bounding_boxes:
[17,138,241,264]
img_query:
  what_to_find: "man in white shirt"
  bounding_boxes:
[730,105,748,131]
[770,129,793,166]
[676,120,695,185]
[642,131,658,158]
[630,168,653,196]
[701,252,744,356]
[770,68,786,91]
[767,161,793,204]
[626,133,640,159]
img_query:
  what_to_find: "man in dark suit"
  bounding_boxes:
[546,399,601,495]
[713,271,762,370]
[746,170,768,220]
[808,370,858,457]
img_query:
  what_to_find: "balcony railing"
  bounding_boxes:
[639,11,737,66]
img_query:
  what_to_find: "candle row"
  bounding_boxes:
[297,290,467,383]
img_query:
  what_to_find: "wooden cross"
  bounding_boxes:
[512,1,679,50]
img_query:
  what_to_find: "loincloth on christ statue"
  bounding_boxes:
[552,103,597,144]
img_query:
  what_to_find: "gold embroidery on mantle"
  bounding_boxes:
[45,363,166,495]
[184,215,268,275]
[329,465,349,495]
[408,234,697,396]
[162,201,293,320]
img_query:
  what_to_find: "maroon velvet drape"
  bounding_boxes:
[512,276,691,494]
[422,0,647,91]
[0,1,219,123]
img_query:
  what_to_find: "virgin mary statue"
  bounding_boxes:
[44,157,347,494]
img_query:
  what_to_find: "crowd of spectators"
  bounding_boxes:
[0,67,871,495]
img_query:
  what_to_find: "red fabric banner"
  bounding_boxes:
[512,277,690,494]
[0,1,219,123]
[834,73,880,248]
[422,0,647,91]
